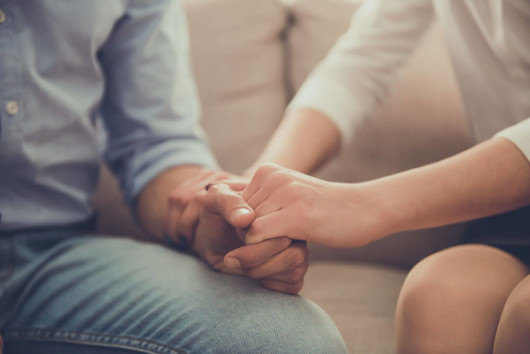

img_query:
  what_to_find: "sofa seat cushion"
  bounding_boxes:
[301,261,407,353]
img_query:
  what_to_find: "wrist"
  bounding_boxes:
[343,182,401,245]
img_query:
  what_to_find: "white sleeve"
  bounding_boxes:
[495,118,530,162]
[288,0,435,146]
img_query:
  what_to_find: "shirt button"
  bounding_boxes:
[6,101,19,115]
[0,10,5,24]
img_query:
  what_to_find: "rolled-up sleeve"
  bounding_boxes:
[495,118,530,162]
[288,0,434,146]
[97,0,217,207]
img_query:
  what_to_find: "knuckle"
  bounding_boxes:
[290,247,307,267]
[255,163,280,179]
[208,183,223,194]
[245,267,262,279]
[238,249,256,267]
[269,170,292,185]
[285,181,306,198]
[191,192,206,205]
[277,236,292,249]
[287,267,307,283]
[213,170,231,181]
[249,218,264,236]
[292,281,304,294]
[169,191,186,205]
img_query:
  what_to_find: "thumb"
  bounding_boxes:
[204,183,255,228]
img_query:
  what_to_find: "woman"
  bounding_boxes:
[223,0,530,352]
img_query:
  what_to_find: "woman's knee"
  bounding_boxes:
[397,244,527,322]
[396,245,476,328]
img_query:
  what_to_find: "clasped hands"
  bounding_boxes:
[165,167,308,295]
[165,163,389,295]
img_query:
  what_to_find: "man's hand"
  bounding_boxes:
[193,183,308,295]
[165,169,231,245]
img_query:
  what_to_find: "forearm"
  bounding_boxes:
[367,137,530,239]
[245,109,340,177]
[136,165,207,239]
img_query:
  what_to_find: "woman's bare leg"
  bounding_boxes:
[493,274,530,353]
[396,244,528,353]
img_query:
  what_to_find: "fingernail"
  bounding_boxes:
[225,257,240,269]
[231,208,251,221]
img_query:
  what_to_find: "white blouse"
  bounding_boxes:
[289,0,530,161]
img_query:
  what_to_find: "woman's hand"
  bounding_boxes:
[240,163,391,248]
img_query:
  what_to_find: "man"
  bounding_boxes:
[0,1,346,353]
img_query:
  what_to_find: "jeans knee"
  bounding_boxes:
[208,296,346,354]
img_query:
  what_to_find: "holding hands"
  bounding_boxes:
[165,168,308,295]
[164,163,392,294]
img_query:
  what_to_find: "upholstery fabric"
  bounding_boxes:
[186,0,288,175]
[301,262,407,353]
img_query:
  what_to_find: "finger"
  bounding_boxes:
[246,211,303,244]
[223,237,292,269]
[169,170,221,203]
[170,169,216,195]
[260,278,304,295]
[208,180,248,192]
[177,195,204,240]
[241,241,308,280]
[246,174,291,210]
[252,191,286,219]
[204,183,255,228]
[242,163,281,201]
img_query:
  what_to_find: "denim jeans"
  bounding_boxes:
[0,227,346,353]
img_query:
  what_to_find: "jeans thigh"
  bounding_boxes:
[1,235,346,354]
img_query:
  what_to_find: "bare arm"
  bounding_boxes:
[244,138,530,248]
[245,109,341,176]
[246,1,434,177]
[374,137,530,236]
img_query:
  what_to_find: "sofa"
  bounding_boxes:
[93,0,475,352]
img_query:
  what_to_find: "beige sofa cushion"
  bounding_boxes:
[285,0,474,267]
[187,0,288,175]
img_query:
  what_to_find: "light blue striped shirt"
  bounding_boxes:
[0,0,217,231]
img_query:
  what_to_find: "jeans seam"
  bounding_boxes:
[4,327,187,354]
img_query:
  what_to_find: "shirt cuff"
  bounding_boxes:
[125,138,219,207]
[287,76,365,147]
[495,118,530,163]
